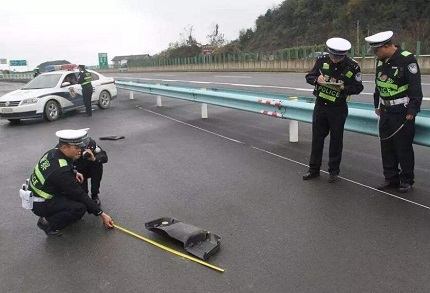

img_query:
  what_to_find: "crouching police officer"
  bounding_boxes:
[74,136,108,206]
[365,31,423,193]
[29,129,114,236]
[303,37,364,182]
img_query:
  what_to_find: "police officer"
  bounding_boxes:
[78,64,93,117]
[29,129,114,236]
[303,38,364,183]
[33,68,40,78]
[74,137,108,206]
[365,31,423,193]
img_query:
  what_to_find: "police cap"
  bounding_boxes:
[56,128,90,147]
[365,31,393,48]
[326,37,351,56]
[78,64,86,70]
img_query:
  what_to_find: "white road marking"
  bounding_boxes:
[142,108,430,211]
[214,75,252,78]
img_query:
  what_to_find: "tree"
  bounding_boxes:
[206,24,225,47]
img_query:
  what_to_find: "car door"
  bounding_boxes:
[62,73,84,109]
[90,72,101,102]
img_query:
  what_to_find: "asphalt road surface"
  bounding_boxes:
[1,72,430,293]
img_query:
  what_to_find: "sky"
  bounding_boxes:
[0,0,283,70]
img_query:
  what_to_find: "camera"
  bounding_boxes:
[81,149,92,160]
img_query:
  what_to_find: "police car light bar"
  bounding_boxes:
[44,64,77,72]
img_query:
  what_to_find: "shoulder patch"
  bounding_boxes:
[401,51,412,57]
[407,63,418,74]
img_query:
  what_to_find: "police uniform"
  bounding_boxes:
[29,129,103,236]
[78,65,93,116]
[74,137,108,205]
[365,31,423,192]
[304,38,364,182]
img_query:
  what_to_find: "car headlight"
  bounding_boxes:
[20,98,39,105]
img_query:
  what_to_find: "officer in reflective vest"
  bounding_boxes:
[29,128,114,236]
[303,37,364,183]
[78,64,93,117]
[365,31,423,193]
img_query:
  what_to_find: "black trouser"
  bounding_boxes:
[309,102,348,175]
[82,85,93,115]
[379,110,415,184]
[32,196,86,230]
[78,163,103,196]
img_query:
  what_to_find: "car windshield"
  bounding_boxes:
[22,74,62,89]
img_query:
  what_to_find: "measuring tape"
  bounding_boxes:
[114,224,225,273]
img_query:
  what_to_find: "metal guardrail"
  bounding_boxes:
[0,74,33,80]
[116,80,430,147]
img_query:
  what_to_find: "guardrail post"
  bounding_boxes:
[157,96,162,107]
[130,91,134,100]
[288,96,299,142]
[201,103,208,119]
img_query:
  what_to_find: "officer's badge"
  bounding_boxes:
[354,72,362,82]
[69,87,76,98]
[380,75,388,81]
[407,63,418,74]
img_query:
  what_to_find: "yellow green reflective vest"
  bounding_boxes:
[29,149,69,200]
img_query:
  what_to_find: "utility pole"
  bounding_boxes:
[356,20,360,55]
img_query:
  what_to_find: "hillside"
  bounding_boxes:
[227,0,430,53]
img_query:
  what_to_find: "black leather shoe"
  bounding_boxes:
[328,174,338,183]
[37,217,62,236]
[398,182,412,193]
[303,171,320,180]
[376,180,399,191]
[91,194,101,206]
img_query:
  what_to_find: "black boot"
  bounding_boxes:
[37,217,62,236]
[328,173,339,183]
[303,171,320,180]
[376,180,399,191]
[398,182,412,193]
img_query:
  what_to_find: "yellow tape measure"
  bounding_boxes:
[114,224,225,273]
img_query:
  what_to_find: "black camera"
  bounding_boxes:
[81,149,92,160]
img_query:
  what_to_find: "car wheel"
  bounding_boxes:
[43,100,61,121]
[98,90,111,109]
[8,119,21,124]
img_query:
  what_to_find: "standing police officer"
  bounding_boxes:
[78,64,93,117]
[33,68,40,78]
[303,38,364,183]
[365,31,423,193]
[29,129,114,236]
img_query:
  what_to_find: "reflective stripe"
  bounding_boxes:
[34,165,45,185]
[318,92,336,102]
[378,84,409,97]
[401,51,412,56]
[394,69,398,77]
[59,159,67,167]
[380,97,410,106]
[345,71,353,78]
[29,181,53,200]
[377,80,398,90]
[323,63,329,69]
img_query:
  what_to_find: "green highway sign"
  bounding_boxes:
[9,60,27,66]
[98,53,108,69]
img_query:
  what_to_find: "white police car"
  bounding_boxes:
[0,66,117,123]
